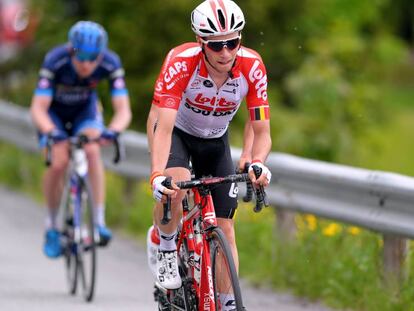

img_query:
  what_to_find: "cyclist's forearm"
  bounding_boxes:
[151,107,177,174]
[251,120,271,163]
[108,95,132,131]
[146,105,159,154]
[151,134,172,174]
[30,96,55,133]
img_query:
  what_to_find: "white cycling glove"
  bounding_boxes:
[248,162,272,183]
[152,175,167,202]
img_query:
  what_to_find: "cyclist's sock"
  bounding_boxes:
[219,293,236,311]
[45,207,58,229]
[94,204,106,226]
[158,228,177,251]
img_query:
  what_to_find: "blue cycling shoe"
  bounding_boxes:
[97,225,112,247]
[43,229,62,258]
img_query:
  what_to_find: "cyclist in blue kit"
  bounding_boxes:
[30,21,132,258]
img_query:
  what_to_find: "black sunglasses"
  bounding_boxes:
[201,36,241,52]
[73,49,101,62]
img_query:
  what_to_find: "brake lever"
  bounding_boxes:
[239,162,253,202]
[160,177,172,225]
[112,135,125,164]
[252,165,269,213]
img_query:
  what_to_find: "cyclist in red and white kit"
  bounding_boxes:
[148,1,272,308]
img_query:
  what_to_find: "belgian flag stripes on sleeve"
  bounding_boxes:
[249,106,270,121]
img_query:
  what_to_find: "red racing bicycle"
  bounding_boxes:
[154,167,268,311]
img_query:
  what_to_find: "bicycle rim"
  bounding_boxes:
[62,182,78,295]
[209,227,244,311]
[64,232,78,295]
[77,178,96,302]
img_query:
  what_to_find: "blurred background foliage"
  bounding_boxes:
[1,0,413,169]
[1,2,414,309]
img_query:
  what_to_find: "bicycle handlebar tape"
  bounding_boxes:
[252,165,269,213]
[242,162,253,202]
[161,177,172,225]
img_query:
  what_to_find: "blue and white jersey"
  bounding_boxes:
[34,44,128,117]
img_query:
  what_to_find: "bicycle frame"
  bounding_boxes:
[156,172,267,310]
[52,134,121,243]
[177,187,218,311]
[58,138,95,243]
[65,145,93,244]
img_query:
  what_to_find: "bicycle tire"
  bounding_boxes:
[209,227,244,311]
[61,180,77,295]
[77,177,96,302]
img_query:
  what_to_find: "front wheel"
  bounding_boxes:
[61,180,77,295]
[209,227,244,311]
[77,178,97,302]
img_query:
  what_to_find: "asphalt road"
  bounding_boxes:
[0,186,333,311]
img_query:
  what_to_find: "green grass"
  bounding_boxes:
[236,208,414,311]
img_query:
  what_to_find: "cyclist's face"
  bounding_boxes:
[199,32,240,74]
[72,56,101,78]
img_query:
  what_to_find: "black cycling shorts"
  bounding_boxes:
[166,127,238,219]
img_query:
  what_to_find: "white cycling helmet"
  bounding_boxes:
[191,0,245,37]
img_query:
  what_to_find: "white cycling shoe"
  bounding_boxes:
[156,249,182,289]
[146,225,159,278]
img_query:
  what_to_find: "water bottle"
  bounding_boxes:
[74,148,88,176]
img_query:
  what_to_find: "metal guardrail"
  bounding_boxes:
[2,99,414,239]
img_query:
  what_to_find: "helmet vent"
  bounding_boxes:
[230,14,235,29]
[217,9,226,29]
[207,18,218,32]
[199,29,214,34]
[235,21,244,29]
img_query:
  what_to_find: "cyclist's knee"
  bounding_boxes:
[171,191,187,206]
[84,143,101,160]
[218,219,236,243]
[49,149,69,173]
[49,160,69,174]
[165,167,191,182]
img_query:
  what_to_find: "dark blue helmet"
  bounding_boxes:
[68,21,107,60]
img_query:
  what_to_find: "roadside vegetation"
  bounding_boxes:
[0,0,414,310]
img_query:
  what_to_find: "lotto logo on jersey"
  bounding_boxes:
[188,93,237,111]
[249,60,268,100]
[164,61,188,87]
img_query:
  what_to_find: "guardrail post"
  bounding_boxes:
[275,207,296,242]
[382,234,408,289]
[123,176,137,205]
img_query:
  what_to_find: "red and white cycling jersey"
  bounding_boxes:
[152,42,270,138]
